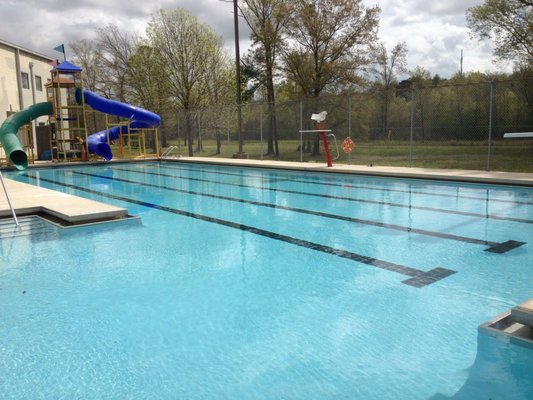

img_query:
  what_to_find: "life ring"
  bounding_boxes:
[342,137,355,154]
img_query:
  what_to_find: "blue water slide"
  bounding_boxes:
[76,89,161,160]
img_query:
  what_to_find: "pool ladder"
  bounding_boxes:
[327,133,340,161]
[0,171,19,227]
[161,145,180,159]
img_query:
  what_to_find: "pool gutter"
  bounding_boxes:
[1,157,532,186]
[170,157,533,187]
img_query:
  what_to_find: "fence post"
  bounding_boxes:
[197,110,202,154]
[409,86,415,167]
[260,104,264,160]
[176,112,181,156]
[348,94,352,164]
[487,81,494,171]
[227,107,230,145]
[299,100,303,162]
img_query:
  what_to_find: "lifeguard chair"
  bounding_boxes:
[299,111,339,167]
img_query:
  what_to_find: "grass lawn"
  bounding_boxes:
[164,139,533,173]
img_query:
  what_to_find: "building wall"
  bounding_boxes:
[19,53,54,125]
[0,42,21,120]
[0,39,55,159]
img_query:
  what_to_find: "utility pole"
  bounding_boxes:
[232,0,247,158]
[460,49,464,77]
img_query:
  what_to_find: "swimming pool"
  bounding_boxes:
[1,162,532,399]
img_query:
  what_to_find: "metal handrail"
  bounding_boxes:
[161,145,179,159]
[298,129,332,162]
[327,133,340,160]
[0,171,19,227]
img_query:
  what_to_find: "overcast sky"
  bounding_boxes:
[0,0,513,79]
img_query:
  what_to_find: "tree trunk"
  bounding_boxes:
[196,112,203,153]
[186,110,194,156]
[382,89,389,138]
[265,54,278,156]
[266,103,275,155]
[215,128,221,155]
[311,134,321,156]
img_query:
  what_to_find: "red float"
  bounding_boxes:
[342,137,355,154]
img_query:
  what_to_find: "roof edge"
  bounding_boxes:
[0,38,55,62]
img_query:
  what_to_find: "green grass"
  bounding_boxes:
[164,139,533,173]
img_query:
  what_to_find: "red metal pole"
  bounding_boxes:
[314,120,333,167]
[320,131,333,167]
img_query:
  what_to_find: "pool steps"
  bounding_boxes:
[511,299,533,328]
[0,216,56,240]
[480,299,533,348]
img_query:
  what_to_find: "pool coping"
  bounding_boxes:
[1,158,532,226]
[171,157,533,187]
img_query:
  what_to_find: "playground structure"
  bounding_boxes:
[0,113,35,166]
[0,61,160,170]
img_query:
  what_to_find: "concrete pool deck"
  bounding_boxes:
[0,176,128,225]
[0,158,532,225]
[177,157,533,186]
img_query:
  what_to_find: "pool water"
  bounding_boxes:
[1,162,532,399]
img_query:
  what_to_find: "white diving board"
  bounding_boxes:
[504,132,533,138]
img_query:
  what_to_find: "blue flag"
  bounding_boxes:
[53,44,65,54]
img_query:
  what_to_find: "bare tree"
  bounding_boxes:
[284,0,380,97]
[283,0,380,154]
[95,24,138,101]
[467,0,533,66]
[127,44,172,148]
[146,8,231,156]
[70,39,108,133]
[371,41,408,137]
[240,0,292,156]
[69,39,103,93]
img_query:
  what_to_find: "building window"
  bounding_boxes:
[35,75,43,91]
[21,72,29,89]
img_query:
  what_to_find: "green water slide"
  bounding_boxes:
[0,102,52,170]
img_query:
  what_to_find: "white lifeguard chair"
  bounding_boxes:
[299,111,339,167]
[311,111,328,124]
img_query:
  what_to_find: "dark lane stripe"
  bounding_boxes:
[21,173,456,288]
[157,162,533,206]
[113,166,533,225]
[73,170,524,253]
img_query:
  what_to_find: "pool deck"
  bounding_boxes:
[1,157,532,225]
[178,157,533,186]
[0,176,128,225]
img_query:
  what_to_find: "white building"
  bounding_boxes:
[0,38,55,160]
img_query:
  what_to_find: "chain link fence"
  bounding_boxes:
[162,79,533,172]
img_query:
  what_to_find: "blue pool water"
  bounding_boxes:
[1,162,532,399]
